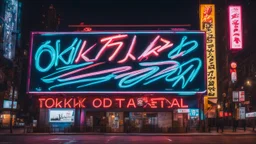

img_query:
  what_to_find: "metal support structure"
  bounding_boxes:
[68,24,191,28]
[9,64,16,133]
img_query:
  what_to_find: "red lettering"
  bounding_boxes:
[64,98,72,108]
[55,98,63,108]
[93,98,102,108]
[150,98,158,108]
[103,98,112,108]
[180,98,188,108]
[39,98,46,108]
[78,98,86,108]
[118,36,136,63]
[160,99,164,108]
[73,98,80,108]
[165,98,172,108]
[75,41,97,63]
[45,98,55,108]
[138,36,173,61]
[94,35,128,61]
[127,98,136,108]
[170,98,180,108]
[115,98,125,108]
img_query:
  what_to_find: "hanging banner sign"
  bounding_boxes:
[229,6,243,50]
[200,4,218,98]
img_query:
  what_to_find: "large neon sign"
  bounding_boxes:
[38,96,196,109]
[28,31,206,94]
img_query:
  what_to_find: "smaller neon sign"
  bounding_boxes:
[38,96,191,109]
[229,6,243,50]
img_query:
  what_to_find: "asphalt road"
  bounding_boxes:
[0,135,256,144]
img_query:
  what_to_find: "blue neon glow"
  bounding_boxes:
[35,41,56,72]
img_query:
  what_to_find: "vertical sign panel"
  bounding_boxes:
[229,6,243,50]
[200,4,218,98]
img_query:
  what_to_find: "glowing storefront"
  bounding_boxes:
[27,31,206,132]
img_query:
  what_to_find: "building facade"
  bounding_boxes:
[27,31,206,133]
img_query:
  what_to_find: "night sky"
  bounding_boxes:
[21,0,199,36]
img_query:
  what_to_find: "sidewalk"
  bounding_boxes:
[0,127,255,136]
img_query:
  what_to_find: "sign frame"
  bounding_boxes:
[27,31,206,95]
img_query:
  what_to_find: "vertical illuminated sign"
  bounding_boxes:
[200,4,218,98]
[3,0,18,60]
[229,6,243,50]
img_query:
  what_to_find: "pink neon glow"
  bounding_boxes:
[59,62,105,78]
[27,32,34,93]
[75,40,97,63]
[75,40,86,63]
[115,67,154,79]
[148,65,179,79]
[229,6,243,50]
[92,34,128,62]
[140,61,178,66]
[65,66,132,81]
[138,36,173,61]
[118,35,137,63]
[157,38,173,52]
[29,90,207,94]
[138,36,160,61]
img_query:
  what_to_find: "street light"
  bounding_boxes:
[246,80,251,86]
[217,104,221,110]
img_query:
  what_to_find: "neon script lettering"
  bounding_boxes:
[32,33,204,92]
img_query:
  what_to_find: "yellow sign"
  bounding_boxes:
[204,96,209,114]
[200,4,218,98]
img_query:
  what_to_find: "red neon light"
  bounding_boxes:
[39,98,45,108]
[116,98,125,108]
[64,98,72,108]
[45,98,55,108]
[181,98,188,108]
[92,98,102,108]
[118,35,137,63]
[138,36,173,61]
[55,98,63,108]
[170,99,180,108]
[39,97,189,109]
[103,98,112,108]
[75,41,97,63]
[94,34,128,61]
[229,6,243,50]
[127,98,136,108]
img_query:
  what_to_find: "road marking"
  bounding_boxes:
[49,138,70,141]
[106,136,116,143]
[64,140,77,144]
[167,138,172,142]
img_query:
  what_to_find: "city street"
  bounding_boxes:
[0,135,256,144]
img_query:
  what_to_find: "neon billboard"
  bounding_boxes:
[27,31,206,94]
[229,6,243,50]
[200,4,218,98]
